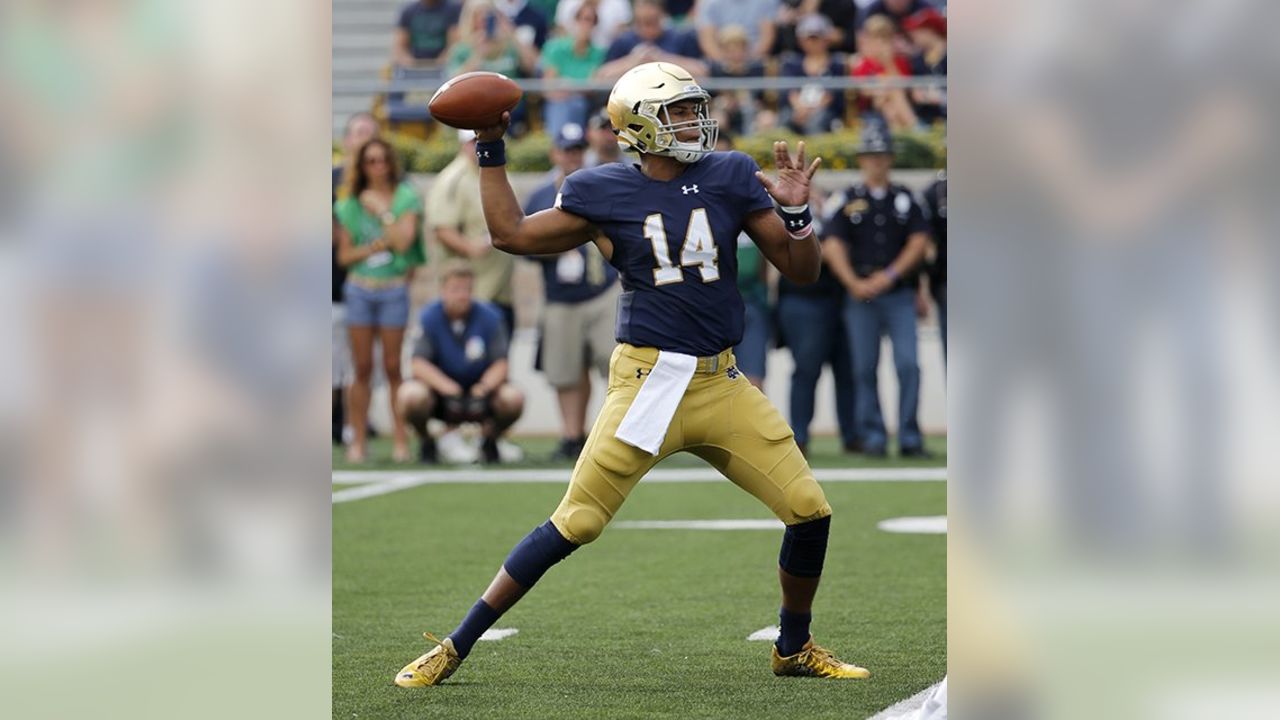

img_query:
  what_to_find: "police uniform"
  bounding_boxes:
[824,171,930,454]
[546,151,832,545]
[921,171,947,359]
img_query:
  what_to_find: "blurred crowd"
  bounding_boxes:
[380,0,947,136]
[333,106,946,464]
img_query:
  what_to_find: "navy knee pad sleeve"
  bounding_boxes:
[778,515,831,578]
[503,519,579,588]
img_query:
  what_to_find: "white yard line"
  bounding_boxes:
[867,681,944,720]
[333,467,945,504]
[877,516,948,535]
[746,626,780,642]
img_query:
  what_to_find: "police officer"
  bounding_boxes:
[919,170,947,362]
[822,119,932,458]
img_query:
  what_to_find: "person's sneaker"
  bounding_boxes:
[771,637,870,679]
[549,437,584,462]
[900,446,933,459]
[481,436,501,464]
[394,633,462,687]
[438,429,480,464]
[417,436,438,464]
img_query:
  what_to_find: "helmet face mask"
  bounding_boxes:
[607,62,719,164]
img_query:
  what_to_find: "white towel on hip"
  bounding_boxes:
[614,351,698,455]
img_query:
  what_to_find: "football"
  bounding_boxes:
[428,72,523,130]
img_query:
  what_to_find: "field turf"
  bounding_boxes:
[333,437,946,719]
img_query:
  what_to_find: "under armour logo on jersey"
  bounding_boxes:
[682,184,699,195]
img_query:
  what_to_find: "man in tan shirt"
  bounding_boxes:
[427,130,516,336]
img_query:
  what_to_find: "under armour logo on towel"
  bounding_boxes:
[682,184,699,195]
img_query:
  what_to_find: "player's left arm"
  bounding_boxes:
[745,141,823,285]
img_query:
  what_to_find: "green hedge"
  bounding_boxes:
[351,125,946,174]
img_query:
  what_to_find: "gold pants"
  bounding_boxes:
[549,343,832,545]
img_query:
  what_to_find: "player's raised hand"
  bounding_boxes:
[754,140,822,208]
[475,111,511,143]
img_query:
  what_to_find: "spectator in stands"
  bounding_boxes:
[583,110,622,167]
[427,130,517,337]
[903,6,946,125]
[822,121,931,458]
[394,0,463,69]
[696,0,779,62]
[540,1,606,138]
[856,0,933,31]
[918,169,946,361]
[595,0,706,80]
[666,0,697,25]
[495,0,550,49]
[708,26,770,136]
[397,262,525,464]
[780,14,847,134]
[523,124,621,460]
[334,139,424,463]
[773,0,859,57]
[557,0,632,52]
[333,113,382,445]
[778,188,859,456]
[850,14,918,131]
[447,0,540,80]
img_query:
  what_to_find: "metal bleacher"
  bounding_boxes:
[332,0,408,136]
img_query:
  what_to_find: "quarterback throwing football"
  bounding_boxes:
[396,62,869,686]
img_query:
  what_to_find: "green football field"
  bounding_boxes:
[333,438,946,719]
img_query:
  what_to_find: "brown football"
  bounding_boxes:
[428,72,523,130]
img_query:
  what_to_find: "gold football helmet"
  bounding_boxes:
[606,62,718,164]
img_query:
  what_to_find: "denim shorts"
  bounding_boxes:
[344,280,410,328]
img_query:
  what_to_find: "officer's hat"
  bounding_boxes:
[856,115,894,155]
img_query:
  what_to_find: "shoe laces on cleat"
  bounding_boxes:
[414,632,453,673]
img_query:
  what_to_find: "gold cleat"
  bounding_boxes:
[394,632,462,687]
[771,637,871,679]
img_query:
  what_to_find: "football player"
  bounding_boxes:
[395,62,869,686]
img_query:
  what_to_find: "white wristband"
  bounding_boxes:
[777,203,809,214]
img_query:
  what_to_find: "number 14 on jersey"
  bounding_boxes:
[644,209,719,285]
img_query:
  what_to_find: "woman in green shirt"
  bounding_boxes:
[334,138,423,463]
[540,2,605,137]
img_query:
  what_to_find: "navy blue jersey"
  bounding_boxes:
[555,151,773,356]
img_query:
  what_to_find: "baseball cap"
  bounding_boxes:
[796,14,833,39]
[856,116,894,155]
[587,111,612,131]
[553,122,588,150]
[902,8,946,37]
